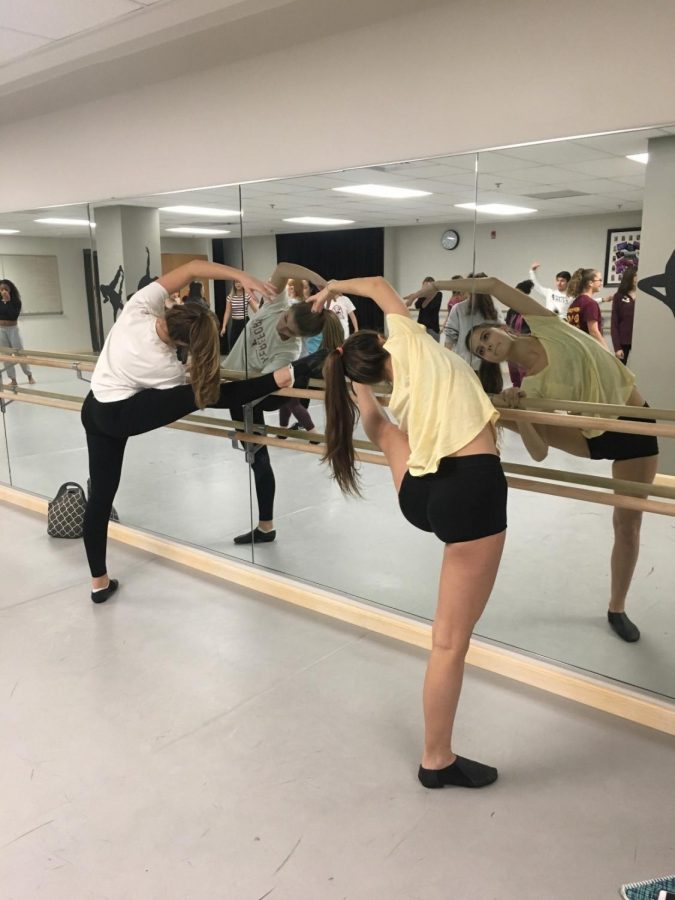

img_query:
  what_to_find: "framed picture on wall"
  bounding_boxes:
[604,227,641,286]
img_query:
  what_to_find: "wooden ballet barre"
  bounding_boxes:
[506,476,675,518]
[4,386,675,517]
[505,396,675,422]
[0,353,96,373]
[502,462,675,501]
[500,407,675,440]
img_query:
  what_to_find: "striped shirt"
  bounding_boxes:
[228,292,252,319]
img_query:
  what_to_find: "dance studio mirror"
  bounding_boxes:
[0,202,96,499]
[237,131,675,699]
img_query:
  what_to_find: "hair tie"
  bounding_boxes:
[336,346,344,356]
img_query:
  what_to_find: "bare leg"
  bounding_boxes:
[422,531,506,769]
[609,454,658,613]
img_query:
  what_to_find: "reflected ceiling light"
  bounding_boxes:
[454,203,537,215]
[626,153,649,164]
[0,229,20,234]
[159,205,241,217]
[35,218,95,227]
[283,216,355,226]
[166,226,231,235]
[333,184,432,199]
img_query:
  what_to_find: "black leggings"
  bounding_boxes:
[81,373,278,577]
[229,394,290,523]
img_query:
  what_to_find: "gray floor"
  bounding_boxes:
[1,503,674,900]
[1,369,674,698]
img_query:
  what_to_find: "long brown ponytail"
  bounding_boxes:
[322,330,389,495]
[567,267,597,298]
[165,303,221,408]
[290,305,343,350]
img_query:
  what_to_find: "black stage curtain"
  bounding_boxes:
[211,239,228,325]
[275,228,385,332]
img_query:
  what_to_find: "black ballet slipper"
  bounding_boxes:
[418,756,498,789]
[607,611,640,643]
[91,578,119,604]
[233,527,276,545]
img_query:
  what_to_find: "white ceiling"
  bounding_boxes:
[0,0,445,123]
[0,0,165,65]
[1,127,673,238]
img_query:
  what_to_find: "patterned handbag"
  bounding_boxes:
[47,482,87,539]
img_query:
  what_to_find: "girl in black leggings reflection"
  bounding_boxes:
[81,260,294,603]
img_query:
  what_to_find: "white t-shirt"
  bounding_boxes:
[327,295,356,339]
[529,269,570,319]
[225,292,301,374]
[91,282,188,402]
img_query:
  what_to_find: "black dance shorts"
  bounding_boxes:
[586,405,659,461]
[398,454,507,544]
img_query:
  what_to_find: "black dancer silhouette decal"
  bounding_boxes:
[638,249,675,318]
[137,246,158,291]
[99,265,125,322]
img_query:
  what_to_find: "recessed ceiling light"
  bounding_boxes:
[282,217,355,226]
[0,229,20,234]
[35,218,96,227]
[166,227,231,235]
[333,184,432,199]
[454,203,537,216]
[626,153,649,164]
[159,205,241,216]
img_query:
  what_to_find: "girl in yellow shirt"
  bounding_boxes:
[440,275,657,645]
[311,276,505,791]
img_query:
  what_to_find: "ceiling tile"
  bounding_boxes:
[0,0,144,41]
[0,27,51,60]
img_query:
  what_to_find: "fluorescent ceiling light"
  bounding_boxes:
[35,218,95,227]
[455,203,537,215]
[333,184,432,199]
[166,227,231,235]
[626,153,649,164]
[159,205,241,216]
[0,229,20,234]
[283,216,355,226]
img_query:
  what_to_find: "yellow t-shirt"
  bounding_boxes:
[522,315,636,438]
[384,314,499,477]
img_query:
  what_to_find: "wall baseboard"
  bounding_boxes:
[2,482,673,737]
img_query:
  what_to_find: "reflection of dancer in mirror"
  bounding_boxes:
[314,276,505,790]
[447,275,658,643]
[0,279,36,386]
[224,263,343,545]
[565,268,609,349]
[82,260,293,603]
[638,249,675,318]
[220,279,259,349]
[100,265,125,322]
[609,267,637,364]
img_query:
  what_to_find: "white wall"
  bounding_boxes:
[0,236,93,353]
[0,0,674,210]
[389,211,642,302]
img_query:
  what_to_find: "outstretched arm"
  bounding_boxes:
[312,276,408,317]
[435,277,555,319]
[269,262,327,293]
[493,389,549,461]
[158,261,275,299]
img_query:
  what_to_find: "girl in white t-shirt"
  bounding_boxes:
[82,260,295,604]
[312,276,505,791]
